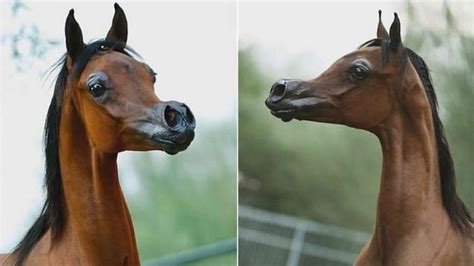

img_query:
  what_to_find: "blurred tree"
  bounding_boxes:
[1,0,59,72]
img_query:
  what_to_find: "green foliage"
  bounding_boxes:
[123,121,236,263]
[239,3,473,233]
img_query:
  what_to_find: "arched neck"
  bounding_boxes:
[370,72,450,256]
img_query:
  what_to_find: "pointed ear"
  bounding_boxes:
[65,9,85,62]
[106,3,128,44]
[377,10,389,39]
[389,12,402,52]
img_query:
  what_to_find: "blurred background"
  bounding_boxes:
[1,1,236,265]
[239,1,473,265]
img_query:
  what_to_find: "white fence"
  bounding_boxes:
[239,205,371,266]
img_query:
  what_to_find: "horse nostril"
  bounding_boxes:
[269,82,287,103]
[272,83,286,97]
[163,102,195,130]
[164,105,179,128]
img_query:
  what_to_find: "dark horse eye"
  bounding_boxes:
[350,64,369,81]
[89,83,106,98]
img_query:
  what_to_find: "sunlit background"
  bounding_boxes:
[1,1,236,264]
[239,1,473,265]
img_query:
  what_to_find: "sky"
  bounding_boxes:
[0,1,237,252]
[240,2,401,76]
[239,1,473,79]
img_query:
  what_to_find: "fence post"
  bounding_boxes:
[286,222,306,266]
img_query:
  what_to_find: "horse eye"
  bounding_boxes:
[350,64,369,81]
[89,83,106,98]
[99,45,108,51]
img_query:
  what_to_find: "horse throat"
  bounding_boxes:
[57,98,139,265]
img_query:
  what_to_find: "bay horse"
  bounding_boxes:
[265,11,473,265]
[1,3,195,265]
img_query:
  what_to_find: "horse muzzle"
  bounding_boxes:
[265,79,333,122]
[151,101,196,154]
[129,101,195,154]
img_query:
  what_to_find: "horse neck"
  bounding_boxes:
[371,68,450,251]
[57,96,139,265]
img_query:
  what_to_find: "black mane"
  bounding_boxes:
[360,38,473,236]
[11,40,135,265]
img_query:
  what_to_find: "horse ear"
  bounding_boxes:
[389,12,402,52]
[377,10,389,39]
[106,3,128,44]
[65,9,84,62]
